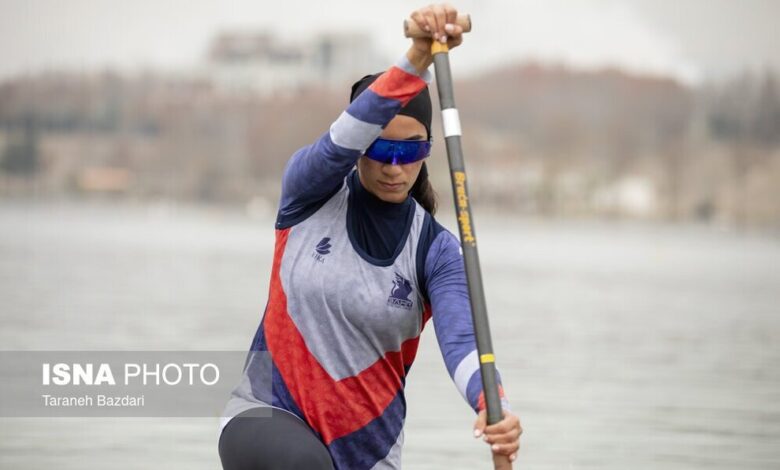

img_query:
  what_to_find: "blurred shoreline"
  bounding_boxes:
[1,31,778,231]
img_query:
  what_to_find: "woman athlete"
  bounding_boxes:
[218,4,522,469]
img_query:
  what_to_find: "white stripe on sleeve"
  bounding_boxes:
[453,349,480,402]
[329,111,383,152]
[394,55,434,84]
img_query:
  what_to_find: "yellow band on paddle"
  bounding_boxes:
[431,41,449,55]
[480,354,495,364]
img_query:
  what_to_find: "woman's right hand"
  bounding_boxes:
[406,3,465,73]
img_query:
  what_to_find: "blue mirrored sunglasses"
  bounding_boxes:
[364,138,432,165]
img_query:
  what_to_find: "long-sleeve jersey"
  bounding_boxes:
[219,55,507,470]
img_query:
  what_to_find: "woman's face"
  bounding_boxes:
[357,115,428,204]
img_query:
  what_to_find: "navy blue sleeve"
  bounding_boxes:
[421,222,509,413]
[275,135,359,229]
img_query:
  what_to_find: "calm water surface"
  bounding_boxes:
[0,201,778,469]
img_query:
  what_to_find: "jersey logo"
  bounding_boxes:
[315,237,332,255]
[312,237,332,263]
[387,272,413,310]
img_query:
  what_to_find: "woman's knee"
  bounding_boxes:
[218,409,333,470]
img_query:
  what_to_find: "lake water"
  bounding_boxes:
[0,201,778,469]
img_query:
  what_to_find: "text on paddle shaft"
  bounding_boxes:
[453,171,476,246]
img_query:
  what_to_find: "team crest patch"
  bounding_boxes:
[387,272,413,310]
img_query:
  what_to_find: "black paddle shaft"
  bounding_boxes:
[431,45,503,427]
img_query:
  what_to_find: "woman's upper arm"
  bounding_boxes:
[276,132,358,227]
[424,229,509,412]
[425,230,474,375]
[276,55,433,227]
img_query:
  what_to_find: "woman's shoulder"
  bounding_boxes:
[415,213,463,295]
[275,173,350,230]
[417,211,459,253]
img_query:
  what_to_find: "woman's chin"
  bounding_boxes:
[376,189,407,203]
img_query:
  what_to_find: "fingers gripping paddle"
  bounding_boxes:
[405,14,512,470]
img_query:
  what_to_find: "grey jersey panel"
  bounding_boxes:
[280,177,426,381]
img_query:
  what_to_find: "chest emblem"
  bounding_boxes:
[312,237,332,263]
[387,272,414,310]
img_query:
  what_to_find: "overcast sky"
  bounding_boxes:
[1,0,778,84]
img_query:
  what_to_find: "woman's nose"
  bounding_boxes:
[381,163,403,176]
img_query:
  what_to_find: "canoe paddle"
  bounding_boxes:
[405,13,513,470]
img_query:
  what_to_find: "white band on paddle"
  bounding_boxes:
[442,108,462,137]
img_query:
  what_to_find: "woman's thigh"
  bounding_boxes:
[218,407,334,470]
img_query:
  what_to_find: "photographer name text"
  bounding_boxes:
[42,393,145,407]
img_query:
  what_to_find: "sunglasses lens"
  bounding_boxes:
[365,138,431,165]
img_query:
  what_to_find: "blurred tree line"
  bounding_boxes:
[0,64,778,228]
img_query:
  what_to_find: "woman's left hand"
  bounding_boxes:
[473,409,522,462]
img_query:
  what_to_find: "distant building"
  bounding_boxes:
[206,31,384,96]
[593,176,659,218]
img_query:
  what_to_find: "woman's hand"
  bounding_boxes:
[406,3,465,73]
[473,408,522,463]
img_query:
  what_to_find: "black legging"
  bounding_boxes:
[218,407,335,470]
